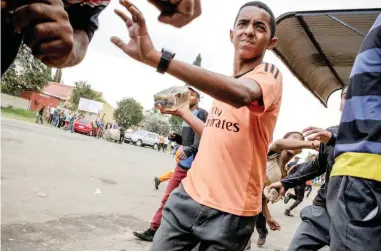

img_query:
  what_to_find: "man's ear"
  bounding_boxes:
[230,29,234,44]
[267,37,278,50]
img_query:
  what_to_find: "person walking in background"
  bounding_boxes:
[36,106,45,124]
[58,110,65,128]
[64,112,72,129]
[305,180,313,198]
[284,154,317,216]
[163,136,169,153]
[52,108,59,127]
[97,119,104,139]
[48,104,55,124]
[158,135,165,151]
[119,127,125,144]
[69,114,77,133]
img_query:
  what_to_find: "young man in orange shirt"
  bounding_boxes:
[111,0,282,250]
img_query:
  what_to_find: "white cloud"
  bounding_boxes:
[61,0,380,140]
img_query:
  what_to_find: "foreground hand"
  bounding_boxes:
[268,181,286,197]
[11,0,75,67]
[303,126,332,144]
[148,0,201,28]
[157,104,189,117]
[267,218,281,231]
[111,0,159,66]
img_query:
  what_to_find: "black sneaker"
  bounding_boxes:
[133,229,156,242]
[257,234,267,246]
[284,193,291,204]
[284,209,294,217]
[154,177,160,190]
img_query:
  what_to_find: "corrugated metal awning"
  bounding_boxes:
[273,9,381,107]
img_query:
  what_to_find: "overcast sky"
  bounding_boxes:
[62,0,380,141]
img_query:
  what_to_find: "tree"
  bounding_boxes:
[53,69,63,83]
[144,114,171,136]
[114,97,144,129]
[69,80,104,110]
[169,115,183,134]
[145,107,159,116]
[1,44,53,95]
[193,53,202,67]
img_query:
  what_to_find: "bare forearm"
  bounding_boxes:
[180,109,205,136]
[270,139,314,153]
[262,199,272,219]
[150,54,262,108]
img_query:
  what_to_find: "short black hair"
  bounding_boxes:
[234,1,276,39]
[188,87,200,98]
[283,131,304,140]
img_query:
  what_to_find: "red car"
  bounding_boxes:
[73,118,94,136]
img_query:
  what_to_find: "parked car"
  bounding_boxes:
[73,118,94,136]
[124,130,160,150]
[103,128,121,142]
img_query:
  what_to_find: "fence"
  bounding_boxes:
[1,93,30,110]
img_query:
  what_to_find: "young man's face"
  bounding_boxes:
[340,86,348,112]
[189,90,200,107]
[230,6,277,60]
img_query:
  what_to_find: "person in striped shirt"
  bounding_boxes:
[307,14,381,250]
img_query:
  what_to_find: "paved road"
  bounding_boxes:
[1,117,318,250]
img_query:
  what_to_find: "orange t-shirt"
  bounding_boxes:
[182,63,283,216]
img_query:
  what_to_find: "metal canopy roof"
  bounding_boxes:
[273,9,381,107]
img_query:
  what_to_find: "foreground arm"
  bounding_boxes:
[262,197,281,231]
[269,139,319,154]
[11,0,108,68]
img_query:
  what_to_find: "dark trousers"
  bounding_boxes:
[305,185,312,198]
[288,205,330,250]
[48,114,53,123]
[36,114,43,124]
[327,176,381,250]
[119,134,124,143]
[255,212,268,237]
[152,184,256,251]
[288,185,305,211]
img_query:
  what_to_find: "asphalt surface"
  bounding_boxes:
[1,117,319,250]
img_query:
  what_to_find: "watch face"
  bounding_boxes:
[162,50,175,60]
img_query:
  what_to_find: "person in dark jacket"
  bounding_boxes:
[119,127,126,144]
[268,85,347,250]
[134,87,208,242]
[36,106,45,124]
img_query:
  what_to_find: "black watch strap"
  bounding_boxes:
[157,48,175,74]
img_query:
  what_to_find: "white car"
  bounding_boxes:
[124,130,160,150]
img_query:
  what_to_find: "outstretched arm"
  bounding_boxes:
[269,139,320,154]
[111,0,281,110]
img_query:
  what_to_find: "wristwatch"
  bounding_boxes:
[157,48,175,74]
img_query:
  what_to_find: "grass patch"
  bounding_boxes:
[1,107,37,122]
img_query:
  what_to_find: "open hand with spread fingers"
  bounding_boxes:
[302,126,333,144]
[111,0,160,67]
